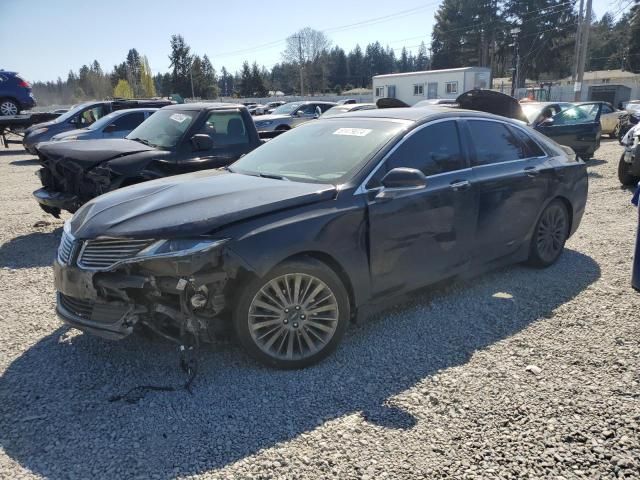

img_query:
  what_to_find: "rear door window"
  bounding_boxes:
[508,126,546,157]
[467,120,529,166]
[199,111,249,146]
[385,120,465,176]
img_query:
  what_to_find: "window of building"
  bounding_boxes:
[445,81,458,94]
[413,84,424,96]
[375,86,385,97]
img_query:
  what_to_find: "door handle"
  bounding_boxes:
[450,180,471,191]
[524,166,540,177]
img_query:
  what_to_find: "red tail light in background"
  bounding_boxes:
[17,78,31,88]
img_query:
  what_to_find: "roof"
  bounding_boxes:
[165,102,245,110]
[336,106,510,123]
[373,67,490,80]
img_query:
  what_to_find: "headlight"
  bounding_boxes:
[30,127,49,136]
[137,238,229,260]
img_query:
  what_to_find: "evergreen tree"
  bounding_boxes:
[168,34,193,97]
[239,61,252,97]
[628,3,640,72]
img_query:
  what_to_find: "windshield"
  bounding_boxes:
[272,103,301,115]
[53,103,91,123]
[126,109,197,149]
[230,119,405,184]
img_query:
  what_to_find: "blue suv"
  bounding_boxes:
[0,71,36,116]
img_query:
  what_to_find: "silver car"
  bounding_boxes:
[253,101,336,132]
[50,108,157,142]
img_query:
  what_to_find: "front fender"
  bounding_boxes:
[221,198,372,308]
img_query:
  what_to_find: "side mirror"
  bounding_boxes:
[381,168,427,189]
[103,123,117,133]
[191,134,213,151]
[537,117,554,127]
[375,168,427,201]
[70,116,80,126]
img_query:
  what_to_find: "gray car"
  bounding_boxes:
[50,108,157,142]
[253,101,336,132]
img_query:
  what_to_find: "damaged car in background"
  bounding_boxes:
[34,103,262,217]
[55,106,587,369]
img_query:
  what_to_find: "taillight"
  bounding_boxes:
[17,79,31,88]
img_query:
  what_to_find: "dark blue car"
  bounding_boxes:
[0,71,36,116]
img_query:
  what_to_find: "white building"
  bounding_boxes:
[372,67,492,105]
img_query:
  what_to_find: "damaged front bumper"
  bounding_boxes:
[53,235,231,343]
[34,187,81,213]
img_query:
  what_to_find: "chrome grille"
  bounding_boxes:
[78,238,154,269]
[58,231,75,264]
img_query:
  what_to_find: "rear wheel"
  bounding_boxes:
[618,154,639,186]
[234,258,350,369]
[527,200,569,268]
[0,99,19,116]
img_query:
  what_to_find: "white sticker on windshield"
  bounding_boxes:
[169,113,189,123]
[333,127,371,137]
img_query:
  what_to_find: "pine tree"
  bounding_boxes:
[239,61,252,97]
[168,35,192,97]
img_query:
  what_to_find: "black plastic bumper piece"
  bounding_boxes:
[33,187,80,211]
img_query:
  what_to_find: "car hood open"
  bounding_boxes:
[456,89,528,122]
[69,170,336,239]
[37,139,156,168]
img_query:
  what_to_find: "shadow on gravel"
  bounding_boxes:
[586,159,607,168]
[0,249,600,479]
[10,158,40,166]
[0,227,62,268]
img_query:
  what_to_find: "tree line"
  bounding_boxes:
[31,1,639,105]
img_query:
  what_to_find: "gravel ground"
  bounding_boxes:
[0,139,638,479]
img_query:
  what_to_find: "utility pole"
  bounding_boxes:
[574,0,593,101]
[510,27,520,98]
[293,34,304,96]
[572,0,585,82]
[189,60,195,100]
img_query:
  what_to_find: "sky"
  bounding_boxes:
[0,0,626,83]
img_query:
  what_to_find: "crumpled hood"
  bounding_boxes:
[38,138,156,168]
[255,114,291,123]
[69,170,336,239]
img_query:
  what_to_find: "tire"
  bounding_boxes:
[0,98,19,116]
[618,154,639,186]
[527,199,570,268]
[233,257,350,369]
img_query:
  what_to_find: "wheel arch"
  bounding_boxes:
[230,250,358,319]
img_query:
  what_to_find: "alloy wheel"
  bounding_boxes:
[248,273,339,361]
[0,101,18,116]
[536,204,568,263]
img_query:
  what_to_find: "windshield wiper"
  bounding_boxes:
[129,137,154,147]
[259,173,288,181]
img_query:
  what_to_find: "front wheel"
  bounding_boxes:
[527,200,569,268]
[234,258,350,369]
[618,154,639,186]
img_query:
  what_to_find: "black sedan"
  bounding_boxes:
[54,107,588,369]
